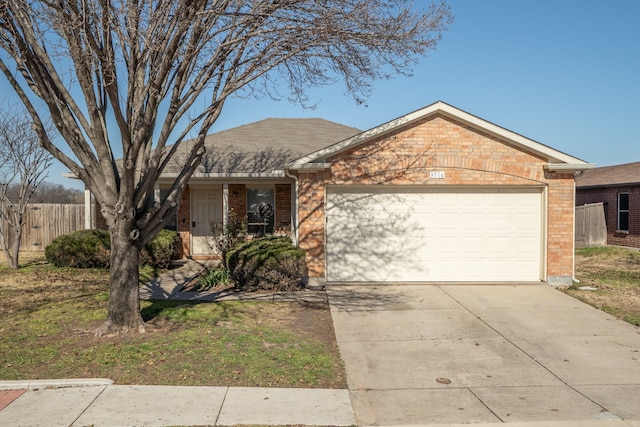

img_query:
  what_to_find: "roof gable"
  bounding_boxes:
[287,101,592,171]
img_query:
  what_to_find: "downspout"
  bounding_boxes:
[284,168,299,246]
[572,169,585,284]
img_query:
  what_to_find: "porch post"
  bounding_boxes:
[153,183,160,203]
[290,180,298,245]
[223,183,229,227]
[84,187,91,229]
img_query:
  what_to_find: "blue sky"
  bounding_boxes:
[5,0,640,189]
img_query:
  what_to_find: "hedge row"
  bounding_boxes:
[45,229,178,269]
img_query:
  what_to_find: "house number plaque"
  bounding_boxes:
[430,171,445,179]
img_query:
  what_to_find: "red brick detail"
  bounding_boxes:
[0,389,26,411]
[298,114,576,282]
[326,115,547,186]
[228,184,247,219]
[177,185,191,257]
[95,201,108,230]
[576,185,640,248]
[298,172,326,277]
[275,184,292,232]
[545,171,576,278]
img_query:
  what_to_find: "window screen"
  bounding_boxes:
[247,188,274,234]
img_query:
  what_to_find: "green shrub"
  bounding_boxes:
[45,229,111,268]
[46,229,178,269]
[197,267,232,291]
[226,236,307,291]
[209,211,247,267]
[140,229,178,269]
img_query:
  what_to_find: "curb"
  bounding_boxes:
[0,378,113,390]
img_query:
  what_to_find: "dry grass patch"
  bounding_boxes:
[0,252,346,388]
[568,246,640,326]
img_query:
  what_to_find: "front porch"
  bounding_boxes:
[169,179,295,258]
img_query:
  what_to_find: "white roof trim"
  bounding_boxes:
[287,101,590,167]
[161,171,286,179]
[285,163,331,171]
[545,163,596,172]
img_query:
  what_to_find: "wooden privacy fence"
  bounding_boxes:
[575,202,607,249]
[2,204,86,251]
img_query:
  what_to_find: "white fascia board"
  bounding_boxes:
[545,163,596,172]
[160,171,286,179]
[284,162,332,171]
[290,100,590,167]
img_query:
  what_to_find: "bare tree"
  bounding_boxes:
[0,108,53,269]
[0,0,451,334]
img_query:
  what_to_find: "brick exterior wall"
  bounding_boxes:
[228,184,247,218]
[296,114,577,284]
[576,185,640,248]
[298,172,326,277]
[95,202,108,230]
[545,171,576,280]
[275,183,292,233]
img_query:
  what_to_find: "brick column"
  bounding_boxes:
[297,172,326,283]
[275,183,292,233]
[546,171,576,285]
[228,184,247,219]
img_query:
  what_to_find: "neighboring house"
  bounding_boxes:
[575,162,640,248]
[93,101,593,286]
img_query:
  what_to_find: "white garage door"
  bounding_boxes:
[326,186,543,282]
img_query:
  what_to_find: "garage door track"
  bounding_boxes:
[327,284,640,426]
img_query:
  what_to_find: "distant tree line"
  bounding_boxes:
[2,181,84,204]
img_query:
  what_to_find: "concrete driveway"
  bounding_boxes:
[327,284,640,426]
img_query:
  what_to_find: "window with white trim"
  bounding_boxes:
[618,192,629,232]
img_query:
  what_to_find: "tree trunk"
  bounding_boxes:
[2,248,18,269]
[95,222,146,335]
[1,225,20,269]
[8,233,20,269]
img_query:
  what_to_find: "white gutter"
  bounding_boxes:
[161,171,286,178]
[545,163,595,173]
[284,163,332,171]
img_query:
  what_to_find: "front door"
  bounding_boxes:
[191,188,222,255]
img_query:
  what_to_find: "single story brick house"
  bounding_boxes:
[92,101,593,286]
[575,162,640,248]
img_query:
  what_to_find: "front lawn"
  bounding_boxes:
[567,246,640,326]
[0,252,346,388]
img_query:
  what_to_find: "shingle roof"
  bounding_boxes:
[165,118,360,174]
[575,161,640,188]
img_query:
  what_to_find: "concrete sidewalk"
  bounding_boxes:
[0,380,355,426]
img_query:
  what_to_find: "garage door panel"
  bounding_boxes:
[326,187,543,282]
